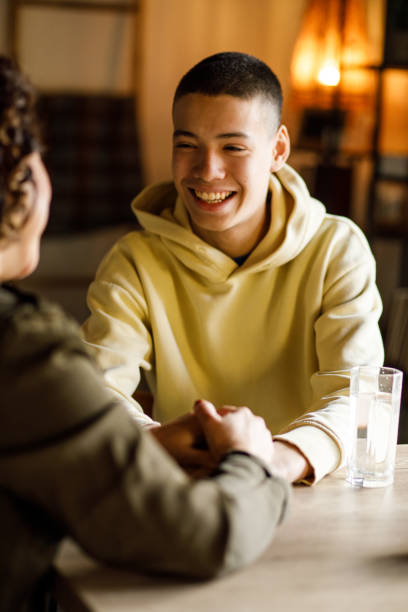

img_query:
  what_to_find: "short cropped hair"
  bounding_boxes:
[173,52,282,123]
[0,55,41,239]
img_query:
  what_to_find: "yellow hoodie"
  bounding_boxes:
[82,164,384,483]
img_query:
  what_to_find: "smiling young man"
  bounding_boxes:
[82,52,384,484]
[172,92,289,258]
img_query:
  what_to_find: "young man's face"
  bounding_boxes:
[172,93,289,256]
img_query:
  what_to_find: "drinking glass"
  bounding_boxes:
[346,366,403,488]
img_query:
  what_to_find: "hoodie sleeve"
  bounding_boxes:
[82,235,157,427]
[274,217,384,483]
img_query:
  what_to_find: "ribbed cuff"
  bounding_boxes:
[220,450,274,478]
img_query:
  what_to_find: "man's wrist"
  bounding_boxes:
[271,440,312,483]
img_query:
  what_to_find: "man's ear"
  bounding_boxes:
[270,125,290,173]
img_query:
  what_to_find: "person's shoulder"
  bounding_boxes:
[0,286,82,358]
[317,213,375,261]
[0,285,41,332]
[320,213,370,243]
[98,228,157,272]
[101,216,171,271]
[321,212,361,231]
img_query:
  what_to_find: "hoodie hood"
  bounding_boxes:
[131,164,326,279]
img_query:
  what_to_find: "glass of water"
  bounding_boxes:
[346,366,403,488]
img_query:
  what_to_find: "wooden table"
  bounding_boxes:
[53,445,408,612]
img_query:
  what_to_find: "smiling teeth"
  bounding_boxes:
[195,190,232,203]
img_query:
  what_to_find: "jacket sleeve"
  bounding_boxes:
[274,219,384,483]
[81,237,156,427]
[0,301,289,579]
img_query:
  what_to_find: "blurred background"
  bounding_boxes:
[1,1,408,413]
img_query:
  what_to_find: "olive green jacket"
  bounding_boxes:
[0,286,289,612]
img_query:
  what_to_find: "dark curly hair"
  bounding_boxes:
[0,55,42,239]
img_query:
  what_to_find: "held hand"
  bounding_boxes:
[149,412,217,476]
[193,399,274,467]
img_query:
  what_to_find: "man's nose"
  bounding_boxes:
[193,150,226,181]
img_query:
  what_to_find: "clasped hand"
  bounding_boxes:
[150,399,274,478]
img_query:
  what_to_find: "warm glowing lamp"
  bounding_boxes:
[290,0,377,219]
[291,0,372,109]
[318,62,341,87]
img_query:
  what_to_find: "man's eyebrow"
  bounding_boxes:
[217,132,249,139]
[173,129,195,138]
[173,130,249,139]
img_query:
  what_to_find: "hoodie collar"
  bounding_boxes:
[131,164,326,281]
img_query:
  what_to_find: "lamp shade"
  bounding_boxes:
[290,0,372,108]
